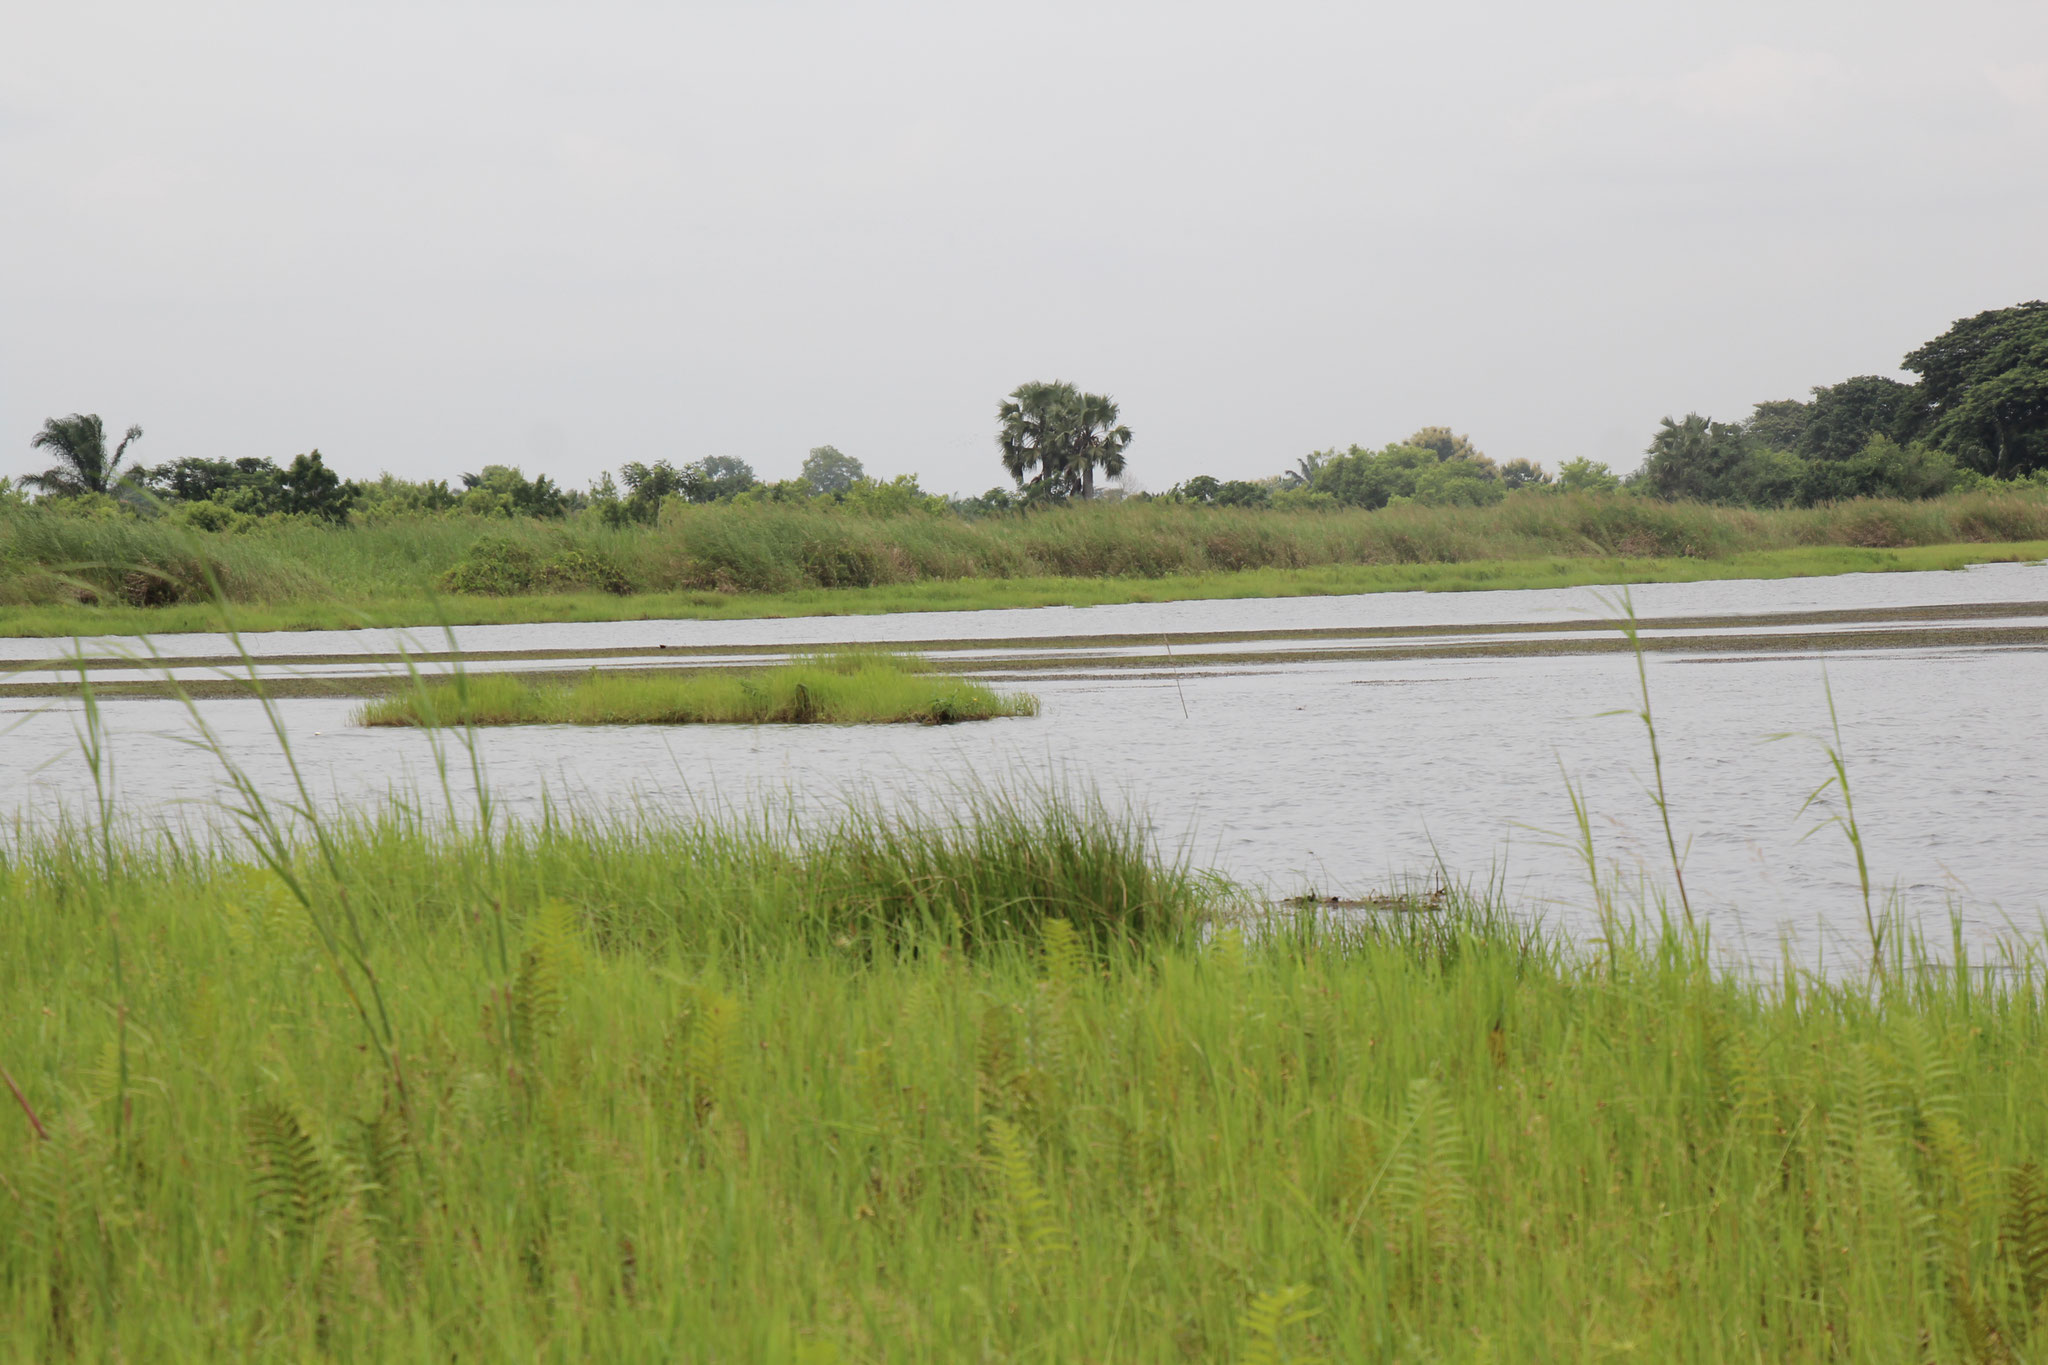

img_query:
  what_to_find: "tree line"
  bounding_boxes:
[9,303,2044,526]
[1200,300,2046,511]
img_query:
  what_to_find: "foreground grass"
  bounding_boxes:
[356,656,1037,727]
[5,491,2048,637]
[4,540,2046,639]
[6,795,2048,1360]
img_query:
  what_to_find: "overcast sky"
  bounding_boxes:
[5,0,2045,495]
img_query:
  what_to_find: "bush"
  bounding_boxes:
[440,535,633,595]
[169,500,259,534]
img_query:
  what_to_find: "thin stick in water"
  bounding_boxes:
[1162,634,1189,719]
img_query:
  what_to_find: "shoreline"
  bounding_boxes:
[1,539,2043,641]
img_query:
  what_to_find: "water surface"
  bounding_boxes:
[7,562,2044,962]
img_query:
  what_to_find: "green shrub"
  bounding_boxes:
[440,536,635,596]
[439,535,543,594]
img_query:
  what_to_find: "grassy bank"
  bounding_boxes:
[2,787,2046,1359]
[4,491,2047,637]
[355,656,1037,727]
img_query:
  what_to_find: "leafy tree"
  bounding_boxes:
[137,456,285,512]
[839,474,946,516]
[1402,427,1492,472]
[1406,458,1504,507]
[1553,458,1622,494]
[352,473,461,519]
[585,471,629,527]
[1313,440,1502,509]
[1799,376,1916,462]
[681,456,758,503]
[460,465,568,518]
[24,413,144,497]
[619,460,685,522]
[1499,458,1551,491]
[1903,300,2048,476]
[1212,479,1270,508]
[800,445,865,496]
[1176,475,1222,503]
[1635,415,1752,502]
[1725,446,1805,508]
[1744,399,1811,453]
[278,450,358,521]
[950,487,1017,517]
[1797,435,1961,505]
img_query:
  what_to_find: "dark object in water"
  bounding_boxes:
[1282,886,1447,912]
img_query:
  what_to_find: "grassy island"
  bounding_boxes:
[353,654,1037,727]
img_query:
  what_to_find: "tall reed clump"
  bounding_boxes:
[354,654,1038,728]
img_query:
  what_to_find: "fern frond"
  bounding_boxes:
[1042,917,1087,992]
[986,1116,1067,1277]
[977,1002,1020,1110]
[2003,1163,2048,1318]
[666,985,739,1126]
[1894,1014,1963,1128]
[1384,1078,1472,1253]
[1240,1284,1321,1365]
[510,900,582,1056]
[244,1101,338,1241]
[1208,925,1248,980]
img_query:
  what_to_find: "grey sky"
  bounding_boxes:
[5,0,2045,495]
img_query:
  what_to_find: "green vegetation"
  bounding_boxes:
[10,781,2048,1358]
[5,489,2047,637]
[1179,302,2048,511]
[6,588,2048,1358]
[355,656,1037,727]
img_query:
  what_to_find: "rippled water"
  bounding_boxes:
[7,562,2046,960]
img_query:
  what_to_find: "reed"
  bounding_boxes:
[6,490,2047,636]
[352,655,1037,727]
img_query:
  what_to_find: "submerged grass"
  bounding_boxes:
[7,799,2048,1360]
[353,654,1038,728]
[4,492,2047,637]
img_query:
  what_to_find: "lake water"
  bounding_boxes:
[6,561,2046,962]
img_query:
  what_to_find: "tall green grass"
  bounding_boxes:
[7,799,2048,1360]
[6,489,2046,627]
[354,655,1038,728]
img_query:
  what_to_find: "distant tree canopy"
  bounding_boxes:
[1305,429,1504,510]
[801,445,864,496]
[459,465,570,519]
[1627,300,2048,505]
[133,450,360,521]
[1902,300,2048,477]
[997,381,1131,499]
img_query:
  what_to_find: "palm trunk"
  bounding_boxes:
[1082,461,1094,499]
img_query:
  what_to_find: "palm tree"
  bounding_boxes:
[997,381,1080,493]
[1069,391,1132,498]
[1280,451,1327,490]
[24,414,144,497]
